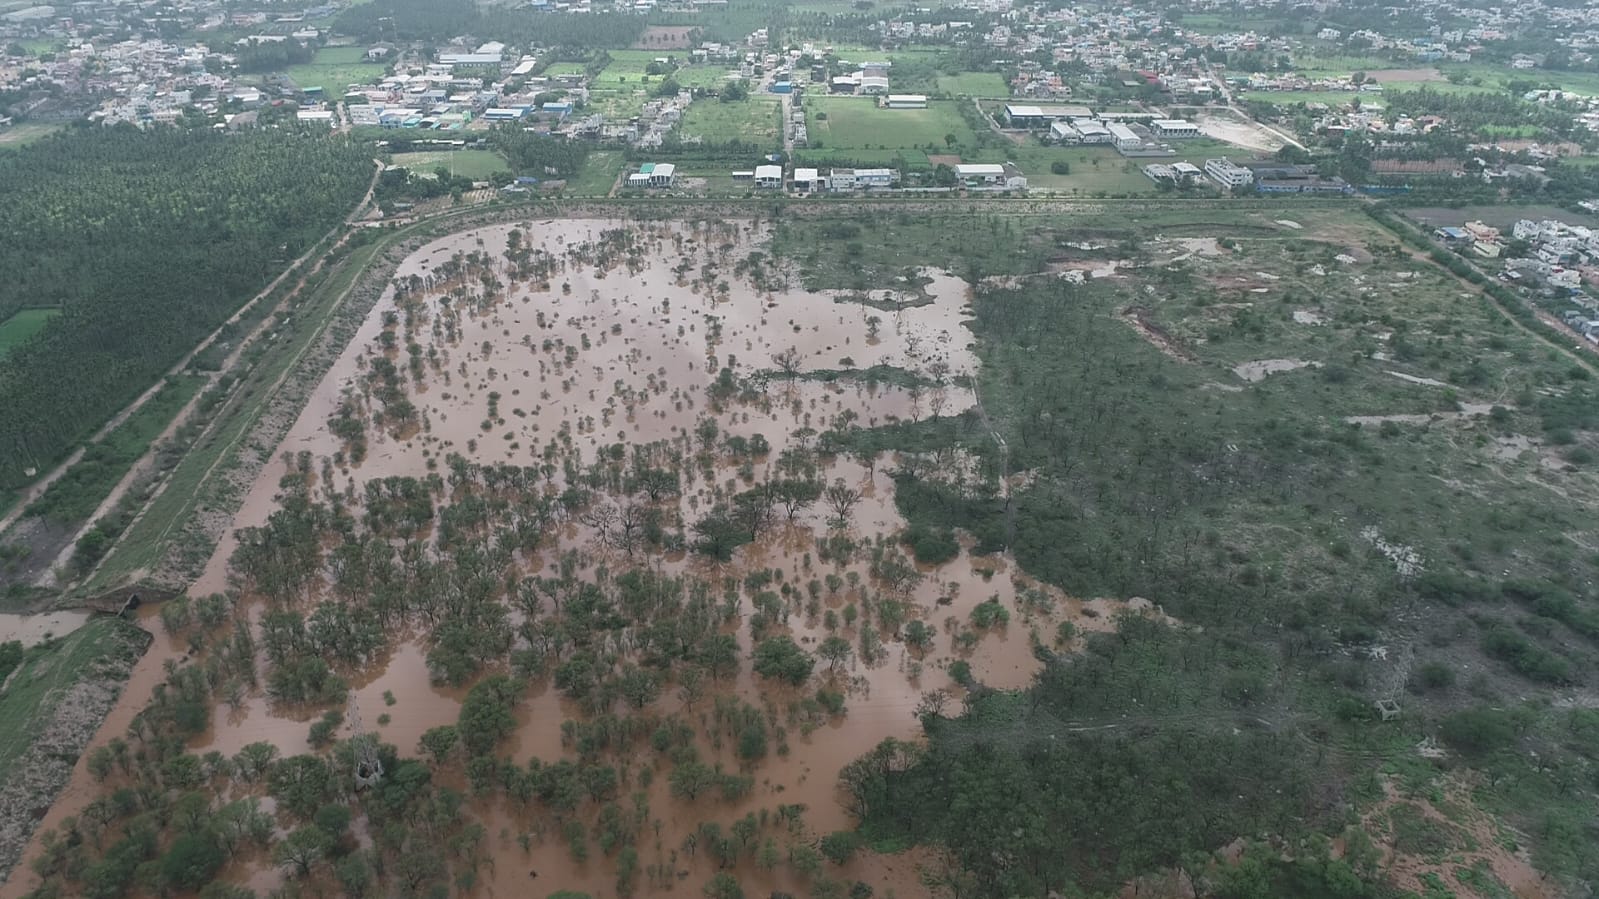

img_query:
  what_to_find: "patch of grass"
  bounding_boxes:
[390,149,510,181]
[672,65,738,89]
[935,72,1008,96]
[793,147,929,168]
[1238,90,1370,105]
[24,374,207,524]
[286,47,389,99]
[0,307,59,358]
[0,618,145,783]
[565,149,625,196]
[805,97,977,151]
[1291,55,1397,77]
[678,97,781,147]
[0,122,66,150]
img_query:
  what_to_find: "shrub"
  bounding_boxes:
[1439,708,1519,756]
[820,830,862,865]
[903,523,959,565]
[1415,662,1456,690]
[752,637,815,685]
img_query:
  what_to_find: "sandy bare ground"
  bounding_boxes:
[1193,111,1287,152]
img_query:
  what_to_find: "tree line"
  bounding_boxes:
[0,125,372,489]
[334,0,646,51]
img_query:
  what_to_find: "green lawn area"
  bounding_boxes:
[24,373,207,524]
[673,65,739,89]
[1431,62,1599,97]
[793,147,930,168]
[0,307,59,358]
[0,619,144,784]
[1481,124,1545,137]
[542,61,588,76]
[982,145,1158,195]
[806,97,977,151]
[1380,79,1501,95]
[1292,55,1396,77]
[0,122,66,150]
[286,47,388,99]
[936,72,1009,97]
[14,38,63,55]
[1239,90,1367,106]
[390,149,511,181]
[679,97,780,146]
[565,149,625,196]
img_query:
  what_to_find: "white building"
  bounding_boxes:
[956,163,1004,182]
[755,164,783,188]
[1205,158,1254,189]
[1107,122,1141,150]
[1152,119,1200,139]
[827,167,897,191]
[884,94,927,109]
[955,162,1027,190]
[1071,120,1111,143]
[793,167,819,191]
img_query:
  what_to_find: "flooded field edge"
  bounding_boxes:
[4,212,1172,899]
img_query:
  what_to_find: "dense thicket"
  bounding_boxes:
[335,0,645,49]
[0,126,371,488]
[853,620,1342,897]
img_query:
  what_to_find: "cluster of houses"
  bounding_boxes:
[1501,219,1599,301]
[1434,219,1599,297]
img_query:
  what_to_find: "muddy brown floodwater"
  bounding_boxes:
[0,612,90,649]
[5,219,1170,898]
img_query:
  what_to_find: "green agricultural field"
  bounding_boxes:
[672,65,739,89]
[565,149,625,195]
[390,149,511,181]
[14,38,63,55]
[0,308,58,358]
[1291,54,1396,76]
[286,46,389,99]
[806,97,977,151]
[0,122,65,150]
[678,97,781,146]
[982,146,1159,194]
[542,61,588,77]
[1434,62,1599,97]
[792,147,930,169]
[1239,90,1367,106]
[935,72,1009,96]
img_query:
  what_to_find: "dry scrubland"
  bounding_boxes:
[13,205,1599,899]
